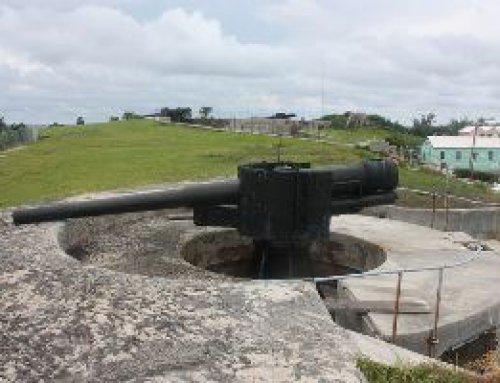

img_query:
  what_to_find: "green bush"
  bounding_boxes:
[357,358,470,383]
[453,168,498,183]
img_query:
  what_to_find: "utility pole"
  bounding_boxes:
[318,62,325,141]
[469,122,478,180]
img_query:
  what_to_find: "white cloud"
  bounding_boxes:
[0,4,294,123]
[1,1,500,124]
[0,49,53,77]
[0,6,290,77]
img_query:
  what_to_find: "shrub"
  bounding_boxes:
[357,358,470,383]
[453,168,498,183]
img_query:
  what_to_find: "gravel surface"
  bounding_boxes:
[59,210,231,281]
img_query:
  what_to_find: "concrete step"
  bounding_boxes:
[324,297,431,315]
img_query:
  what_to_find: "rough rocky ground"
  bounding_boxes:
[58,210,227,281]
[0,209,365,382]
[0,198,434,382]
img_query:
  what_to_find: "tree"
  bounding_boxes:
[412,113,436,136]
[122,111,142,120]
[160,107,192,122]
[159,107,171,118]
[445,118,471,135]
[417,113,436,129]
[76,116,85,125]
[199,106,213,119]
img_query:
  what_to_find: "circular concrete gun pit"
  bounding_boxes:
[59,209,387,280]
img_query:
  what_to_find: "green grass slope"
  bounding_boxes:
[399,166,500,206]
[0,120,365,207]
[2,119,499,208]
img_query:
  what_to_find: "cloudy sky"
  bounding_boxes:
[1,0,500,125]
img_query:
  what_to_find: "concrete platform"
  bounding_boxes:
[332,215,500,356]
[0,209,435,382]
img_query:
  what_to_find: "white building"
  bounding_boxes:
[459,124,500,137]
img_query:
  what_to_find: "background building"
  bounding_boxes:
[421,136,500,172]
[459,124,500,137]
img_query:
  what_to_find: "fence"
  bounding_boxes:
[0,125,43,151]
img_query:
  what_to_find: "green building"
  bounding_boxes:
[421,136,500,172]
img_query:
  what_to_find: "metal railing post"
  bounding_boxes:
[444,169,450,231]
[427,267,444,357]
[431,189,436,229]
[392,271,403,344]
[445,191,450,232]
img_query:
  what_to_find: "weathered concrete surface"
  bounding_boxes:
[0,207,438,383]
[365,205,500,240]
[332,215,500,356]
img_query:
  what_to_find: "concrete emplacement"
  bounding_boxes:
[5,188,500,380]
[57,207,500,361]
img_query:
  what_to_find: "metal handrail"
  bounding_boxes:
[312,243,484,357]
[313,243,483,284]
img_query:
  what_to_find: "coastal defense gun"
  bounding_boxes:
[13,159,398,278]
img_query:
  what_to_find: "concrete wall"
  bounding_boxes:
[227,118,327,136]
[180,229,387,279]
[364,205,500,240]
[180,229,254,269]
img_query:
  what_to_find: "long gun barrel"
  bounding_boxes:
[12,159,398,239]
[13,180,239,225]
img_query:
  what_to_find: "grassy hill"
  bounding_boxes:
[0,120,366,207]
[1,119,499,208]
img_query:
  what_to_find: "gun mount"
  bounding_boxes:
[13,159,398,278]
